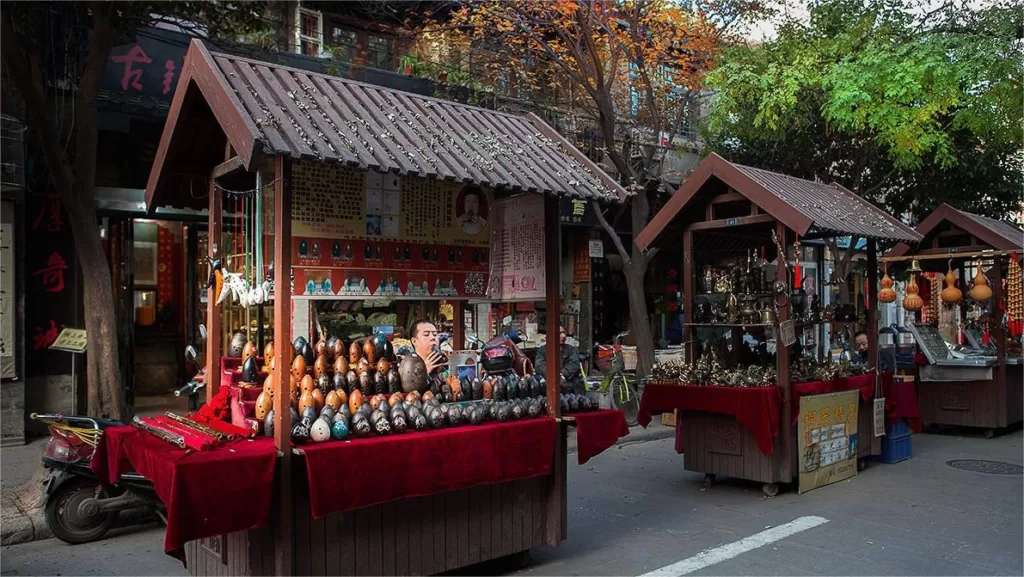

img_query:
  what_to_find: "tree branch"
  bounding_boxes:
[592,200,631,262]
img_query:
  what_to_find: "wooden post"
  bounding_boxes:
[271,157,293,576]
[542,194,565,545]
[682,229,694,363]
[991,256,1006,427]
[205,177,223,405]
[776,222,792,484]
[544,195,562,417]
[866,239,879,371]
[866,238,881,454]
[452,300,464,350]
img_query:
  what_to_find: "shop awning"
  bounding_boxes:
[145,40,626,213]
[888,203,1024,257]
[635,153,922,251]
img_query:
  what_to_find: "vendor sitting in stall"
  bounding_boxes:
[535,325,584,394]
[854,331,896,373]
[411,319,448,377]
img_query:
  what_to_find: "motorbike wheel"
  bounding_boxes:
[45,478,119,544]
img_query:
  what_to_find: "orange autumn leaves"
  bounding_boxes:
[435,0,725,130]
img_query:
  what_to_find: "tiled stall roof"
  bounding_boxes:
[146,40,625,211]
[636,153,922,251]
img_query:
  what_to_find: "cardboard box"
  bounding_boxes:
[661,410,678,427]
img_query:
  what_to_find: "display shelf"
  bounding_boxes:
[685,323,774,329]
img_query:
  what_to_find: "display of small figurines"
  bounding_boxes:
[789,357,865,384]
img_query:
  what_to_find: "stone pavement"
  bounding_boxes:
[0,438,50,547]
[2,427,1020,576]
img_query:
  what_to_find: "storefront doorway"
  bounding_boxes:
[102,215,204,416]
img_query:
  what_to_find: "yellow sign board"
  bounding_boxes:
[798,390,859,494]
[51,328,87,353]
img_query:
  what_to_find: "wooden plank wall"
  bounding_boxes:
[1005,366,1023,427]
[187,474,552,577]
[681,411,780,484]
[918,378,1001,429]
[291,463,550,576]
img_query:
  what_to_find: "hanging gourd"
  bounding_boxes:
[941,260,962,305]
[878,264,897,303]
[970,264,993,302]
[903,260,923,312]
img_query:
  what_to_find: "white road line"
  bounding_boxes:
[637,515,830,577]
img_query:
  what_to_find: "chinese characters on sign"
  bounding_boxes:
[798,390,859,494]
[489,194,546,301]
[1,201,15,378]
[32,252,68,293]
[289,162,491,298]
[108,43,180,95]
[25,191,77,377]
[573,242,591,282]
[51,328,88,354]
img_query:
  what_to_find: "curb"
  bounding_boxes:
[567,422,675,455]
[1,501,49,547]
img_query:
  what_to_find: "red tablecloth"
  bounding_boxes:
[91,426,277,564]
[300,417,557,519]
[639,384,781,455]
[791,373,876,426]
[572,409,630,465]
[884,375,922,432]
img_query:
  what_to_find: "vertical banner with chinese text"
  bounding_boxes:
[798,390,859,493]
[1,201,16,378]
[25,192,76,376]
[488,195,546,301]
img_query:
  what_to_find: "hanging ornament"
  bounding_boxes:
[1007,253,1022,337]
[793,236,802,290]
[969,263,992,302]
[941,260,962,305]
[879,263,897,303]
[902,260,923,312]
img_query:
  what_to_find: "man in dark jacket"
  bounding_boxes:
[535,325,584,394]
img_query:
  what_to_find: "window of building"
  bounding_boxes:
[366,34,394,70]
[330,26,359,62]
[295,6,323,56]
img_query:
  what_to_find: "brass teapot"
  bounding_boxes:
[756,301,777,324]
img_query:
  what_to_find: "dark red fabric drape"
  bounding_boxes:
[639,384,781,455]
[572,409,629,465]
[300,418,557,519]
[883,374,922,432]
[91,426,277,565]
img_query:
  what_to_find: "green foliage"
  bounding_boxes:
[703,0,1023,221]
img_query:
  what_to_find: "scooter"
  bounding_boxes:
[468,317,535,377]
[34,332,208,544]
[31,412,163,544]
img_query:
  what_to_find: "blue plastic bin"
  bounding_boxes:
[878,420,913,464]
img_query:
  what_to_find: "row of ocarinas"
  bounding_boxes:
[263,390,550,444]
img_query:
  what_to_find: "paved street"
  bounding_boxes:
[2,429,1021,576]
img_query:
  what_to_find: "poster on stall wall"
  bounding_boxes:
[289,162,491,298]
[488,194,546,302]
[798,390,859,494]
[0,201,15,379]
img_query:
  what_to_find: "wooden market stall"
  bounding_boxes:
[886,204,1024,436]
[633,154,922,495]
[136,39,628,575]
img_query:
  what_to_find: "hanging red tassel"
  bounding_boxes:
[982,331,991,345]
[793,237,802,290]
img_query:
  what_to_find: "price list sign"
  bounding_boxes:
[488,195,545,301]
[798,390,859,493]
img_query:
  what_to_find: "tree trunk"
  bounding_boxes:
[1,6,125,419]
[623,260,654,378]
